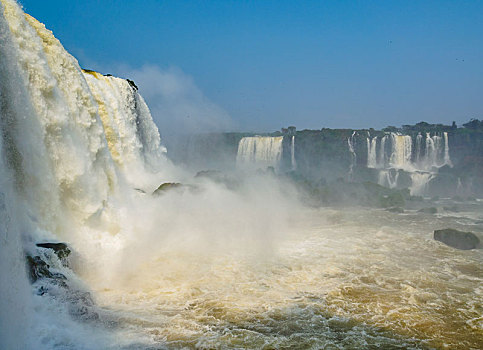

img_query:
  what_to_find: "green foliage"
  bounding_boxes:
[462,119,483,130]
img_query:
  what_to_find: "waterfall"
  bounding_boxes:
[291,135,296,171]
[389,134,412,170]
[236,136,283,170]
[409,172,434,195]
[363,131,453,194]
[443,132,452,166]
[347,131,357,181]
[415,133,423,164]
[367,136,377,168]
[378,135,387,168]
[0,1,167,346]
[378,169,399,189]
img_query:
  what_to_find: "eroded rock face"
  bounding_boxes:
[434,229,480,250]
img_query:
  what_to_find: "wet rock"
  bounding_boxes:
[36,242,71,265]
[434,228,480,250]
[152,182,183,196]
[126,79,138,91]
[26,255,67,284]
[26,255,53,283]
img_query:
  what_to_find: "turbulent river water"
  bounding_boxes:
[0,0,482,349]
[82,204,482,350]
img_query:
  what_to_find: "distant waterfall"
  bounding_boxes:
[443,132,452,166]
[378,169,399,189]
[378,135,387,167]
[347,132,357,180]
[389,134,412,170]
[367,136,377,168]
[349,131,453,195]
[291,136,296,171]
[410,172,434,195]
[415,133,423,164]
[236,136,283,170]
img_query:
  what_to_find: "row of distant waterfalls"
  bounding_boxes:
[349,132,452,194]
[235,132,452,195]
[365,132,451,171]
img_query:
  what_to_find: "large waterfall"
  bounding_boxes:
[236,136,283,170]
[0,0,168,347]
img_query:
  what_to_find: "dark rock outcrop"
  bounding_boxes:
[152,182,183,195]
[27,255,55,283]
[434,228,480,250]
[36,242,71,265]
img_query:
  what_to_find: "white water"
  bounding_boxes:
[410,172,434,195]
[1,2,482,349]
[360,132,453,194]
[444,131,452,166]
[366,136,377,168]
[236,136,283,170]
[378,169,399,189]
[389,134,413,170]
[291,135,296,171]
[347,131,357,180]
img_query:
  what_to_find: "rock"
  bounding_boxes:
[418,207,437,214]
[26,255,67,284]
[26,255,53,283]
[434,228,480,250]
[126,79,138,91]
[152,182,183,196]
[36,242,71,265]
[380,192,405,208]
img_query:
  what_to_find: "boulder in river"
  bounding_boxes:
[434,228,480,250]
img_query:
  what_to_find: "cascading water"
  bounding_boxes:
[443,132,452,166]
[236,136,283,170]
[0,0,169,347]
[347,131,357,180]
[351,131,453,194]
[366,136,377,168]
[389,134,412,170]
[415,133,423,164]
[290,135,296,171]
[378,134,387,167]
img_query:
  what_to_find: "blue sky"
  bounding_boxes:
[19,0,483,133]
